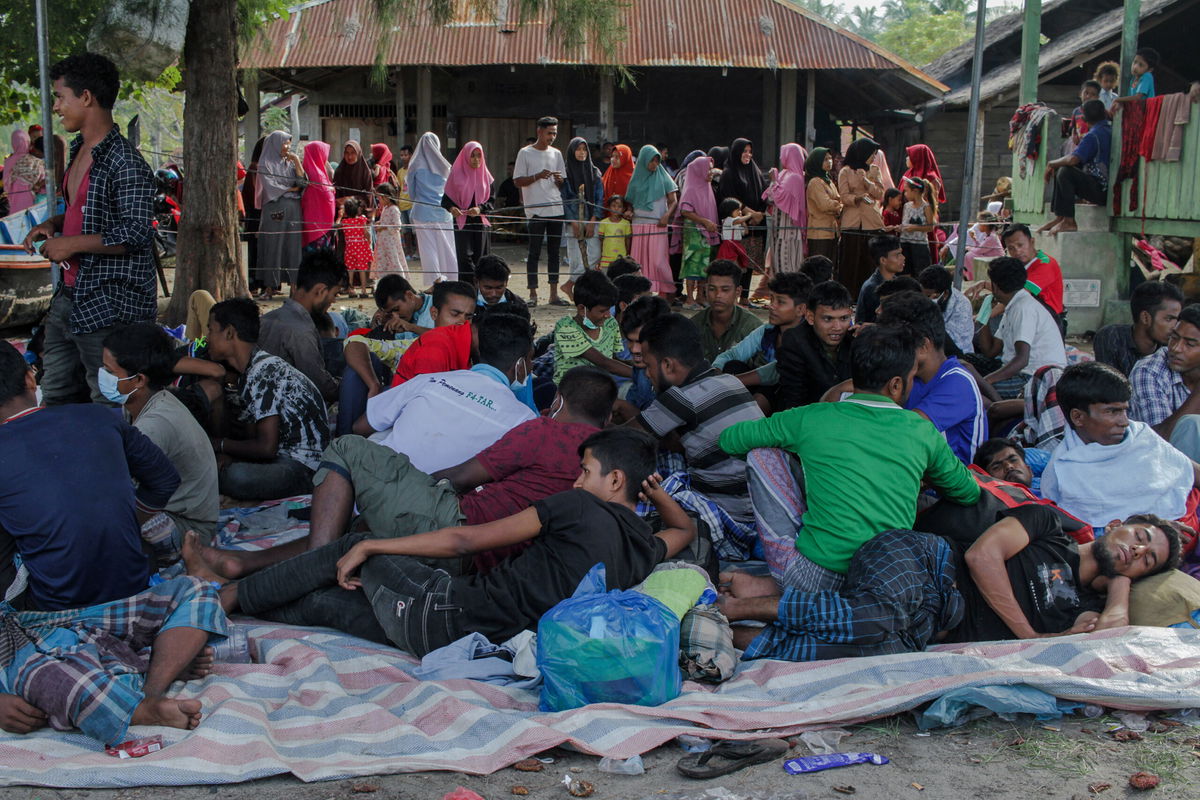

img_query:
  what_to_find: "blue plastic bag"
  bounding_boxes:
[538,563,682,712]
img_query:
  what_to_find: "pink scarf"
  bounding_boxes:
[768,143,809,238]
[371,143,393,186]
[300,140,335,246]
[679,156,719,245]
[3,131,34,214]
[443,141,494,230]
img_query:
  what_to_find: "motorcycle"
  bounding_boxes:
[152,167,182,259]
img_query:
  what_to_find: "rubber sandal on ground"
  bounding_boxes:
[675,738,789,779]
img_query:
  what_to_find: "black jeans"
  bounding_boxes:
[525,215,564,289]
[1051,166,1107,218]
[237,533,464,656]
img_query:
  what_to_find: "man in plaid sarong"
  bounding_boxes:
[0,576,228,745]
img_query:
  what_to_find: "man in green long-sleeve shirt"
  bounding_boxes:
[719,324,980,591]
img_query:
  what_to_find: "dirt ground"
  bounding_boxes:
[1,714,1197,800]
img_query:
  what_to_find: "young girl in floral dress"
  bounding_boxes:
[341,197,373,297]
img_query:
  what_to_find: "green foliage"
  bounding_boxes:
[878,10,974,65]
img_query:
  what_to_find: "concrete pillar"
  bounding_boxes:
[417,66,432,137]
[1018,0,1042,105]
[244,72,260,162]
[599,71,615,142]
[761,71,778,166]
[394,67,407,150]
[805,71,816,149]
[779,70,798,146]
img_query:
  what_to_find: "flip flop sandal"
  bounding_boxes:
[676,738,789,779]
[548,297,571,306]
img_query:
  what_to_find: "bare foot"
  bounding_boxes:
[130,697,203,730]
[181,646,215,681]
[1036,217,1062,233]
[719,571,779,599]
[1051,218,1078,234]
[182,531,236,582]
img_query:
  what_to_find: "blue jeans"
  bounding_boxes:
[337,354,392,436]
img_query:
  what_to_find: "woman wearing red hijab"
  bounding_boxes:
[601,144,635,201]
[370,143,395,187]
[902,144,946,259]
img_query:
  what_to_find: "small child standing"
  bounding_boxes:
[1095,61,1120,110]
[373,183,409,280]
[899,176,936,275]
[1066,80,1101,149]
[1116,48,1159,104]
[716,197,752,272]
[598,194,633,271]
[881,187,903,230]
[341,197,373,298]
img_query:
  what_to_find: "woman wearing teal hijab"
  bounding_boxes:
[625,145,679,297]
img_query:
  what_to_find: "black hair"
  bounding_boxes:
[639,313,704,370]
[102,322,179,390]
[398,145,413,154]
[851,323,917,393]
[606,194,627,209]
[476,313,532,372]
[558,366,618,426]
[878,291,947,350]
[988,256,1028,294]
[49,53,120,110]
[1122,513,1183,573]
[918,264,953,294]
[717,197,743,221]
[573,270,619,309]
[577,428,658,502]
[620,294,672,337]
[1000,222,1033,246]
[431,280,477,310]
[1178,303,1200,333]
[868,234,902,267]
[1131,280,1184,324]
[1056,361,1131,426]
[768,272,813,305]
[536,116,559,129]
[295,248,347,291]
[375,182,399,203]
[311,309,336,337]
[0,341,31,406]
[210,298,260,343]
[800,255,834,285]
[605,255,641,281]
[474,254,511,283]
[1082,79,1103,94]
[706,258,743,284]
[343,197,361,218]
[1082,99,1107,125]
[374,274,415,308]
[876,276,923,302]
[1135,47,1160,69]
[807,280,853,311]
[883,187,902,206]
[974,437,1025,469]
[614,274,652,306]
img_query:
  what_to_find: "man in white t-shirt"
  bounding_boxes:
[977,256,1068,399]
[359,314,536,472]
[514,116,567,307]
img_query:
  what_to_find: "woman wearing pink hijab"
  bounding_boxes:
[764,142,809,273]
[3,131,37,214]
[440,141,494,283]
[300,140,336,250]
[370,143,394,187]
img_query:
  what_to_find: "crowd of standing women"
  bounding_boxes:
[233,124,952,302]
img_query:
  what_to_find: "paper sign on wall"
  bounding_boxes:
[1064,278,1101,307]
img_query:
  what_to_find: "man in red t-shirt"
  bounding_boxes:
[1001,223,1065,321]
[184,366,617,579]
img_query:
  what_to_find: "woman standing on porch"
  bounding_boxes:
[764,142,808,273]
[837,137,885,296]
[407,132,456,285]
[441,140,495,284]
[805,146,842,266]
[625,144,678,298]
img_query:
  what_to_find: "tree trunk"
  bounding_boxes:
[166,0,245,323]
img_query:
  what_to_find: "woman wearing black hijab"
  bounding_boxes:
[836,137,885,296]
[716,138,768,299]
[560,136,604,299]
[241,136,266,292]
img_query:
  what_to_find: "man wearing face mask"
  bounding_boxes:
[183,366,615,580]
[100,323,220,560]
[0,341,179,611]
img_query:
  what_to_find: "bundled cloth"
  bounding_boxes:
[1008,104,1056,178]
[1018,365,1067,452]
[634,562,736,684]
[636,470,757,562]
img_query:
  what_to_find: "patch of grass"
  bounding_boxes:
[851,715,905,747]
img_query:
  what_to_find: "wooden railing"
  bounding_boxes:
[1011,115,1053,219]
[1111,101,1200,233]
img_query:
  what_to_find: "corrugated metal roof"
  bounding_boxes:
[242,0,946,94]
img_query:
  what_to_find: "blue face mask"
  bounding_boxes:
[581,316,599,331]
[510,359,538,413]
[98,367,138,405]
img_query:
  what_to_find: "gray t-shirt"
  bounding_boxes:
[132,390,220,539]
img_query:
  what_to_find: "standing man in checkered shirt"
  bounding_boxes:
[24,53,157,405]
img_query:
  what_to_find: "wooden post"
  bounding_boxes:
[394,67,407,150]
[805,71,816,149]
[1119,0,1142,95]
[1018,0,1042,105]
[761,71,778,164]
[417,66,433,136]
[599,71,615,142]
[244,72,260,162]
[779,70,798,146]
[965,108,987,214]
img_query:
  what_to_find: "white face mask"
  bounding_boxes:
[98,367,138,405]
[549,396,564,418]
